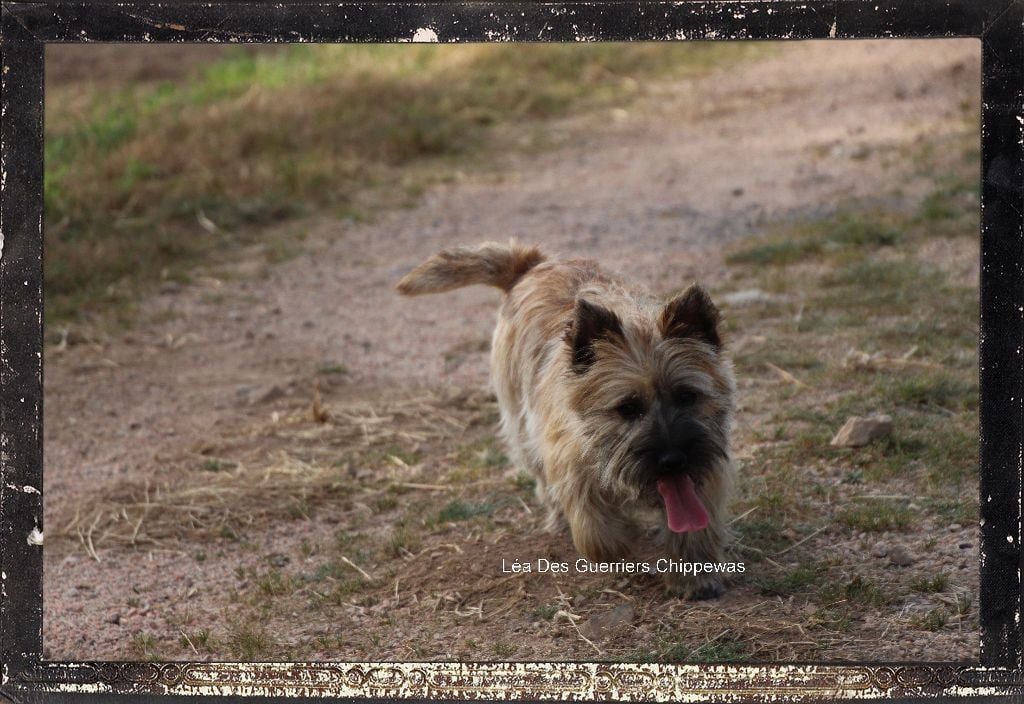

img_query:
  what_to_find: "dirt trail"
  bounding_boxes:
[45,40,980,660]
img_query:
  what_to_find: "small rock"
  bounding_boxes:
[872,542,888,558]
[302,320,316,329]
[889,546,915,567]
[829,414,893,448]
[901,596,933,615]
[351,502,374,518]
[256,385,285,404]
[158,282,182,295]
[107,613,121,625]
[580,604,634,640]
[850,144,871,160]
[235,385,256,400]
[267,553,290,568]
[731,187,745,197]
[958,542,973,550]
[948,523,962,532]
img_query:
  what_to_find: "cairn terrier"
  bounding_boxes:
[397,242,736,599]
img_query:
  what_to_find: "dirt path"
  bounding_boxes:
[45,40,980,660]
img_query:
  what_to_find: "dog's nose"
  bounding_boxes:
[658,451,686,470]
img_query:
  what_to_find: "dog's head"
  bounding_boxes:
[565,284,734,533]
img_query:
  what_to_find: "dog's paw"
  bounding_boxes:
[687,576,726,601]
[664,575,725,601]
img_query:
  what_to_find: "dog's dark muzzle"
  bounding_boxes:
[631,417,726,489]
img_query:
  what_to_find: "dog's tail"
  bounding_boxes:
[396,241,546,296]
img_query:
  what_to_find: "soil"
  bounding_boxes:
[44,39,981,661]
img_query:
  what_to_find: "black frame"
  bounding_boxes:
[1,0,1022,701]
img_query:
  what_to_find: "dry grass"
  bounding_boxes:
[55,386,500,552]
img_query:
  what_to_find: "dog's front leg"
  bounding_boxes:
[562,494,636,563]
[661,515,729,600]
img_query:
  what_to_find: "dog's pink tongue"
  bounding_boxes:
[657,476,709,533]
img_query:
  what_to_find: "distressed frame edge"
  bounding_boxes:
[978,0,1024,674]
[0,0,1021,700]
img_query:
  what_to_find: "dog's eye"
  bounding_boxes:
[615,397,646,421]
[672,386,700,405]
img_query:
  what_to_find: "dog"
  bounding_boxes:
[397,242,736,599]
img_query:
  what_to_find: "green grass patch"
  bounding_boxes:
[535,604,559,621]
[726,212,900,267]
[911,574,949,594]
[821,575,889,608]
[384,525,420,559]
[910,607,949,631]
[753,562,828,597]
[256,569,296,597]
[437,499,497,523]
[179,629,216,655]
[916,175,978,227]
[809,606,852,633]
[227,622,276,659]
[837,500,913,533]
[730,517,790,560]
[630,630,750,663]
[726,239,822,266]
[130,633,162,661]
[885,371,977,412]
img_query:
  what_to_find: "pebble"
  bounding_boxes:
[830,414,893,448]
[256,385,286,404]
[267,553,290,568]
[580,604,634,640]
[889,546,915,567]
[958,542,973,550]
[872,542,888,558]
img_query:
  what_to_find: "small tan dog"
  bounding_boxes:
[397,242,736,599]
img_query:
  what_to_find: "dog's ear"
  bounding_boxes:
[568,299,623,373]
[660,284,721,350]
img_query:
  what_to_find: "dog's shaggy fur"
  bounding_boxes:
[398,242,736,598]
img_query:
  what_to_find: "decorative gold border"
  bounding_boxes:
[13,662,1024,699]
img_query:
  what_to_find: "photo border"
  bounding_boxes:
[1,0,1022,700]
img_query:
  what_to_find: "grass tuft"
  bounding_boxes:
[837,501,913,533]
